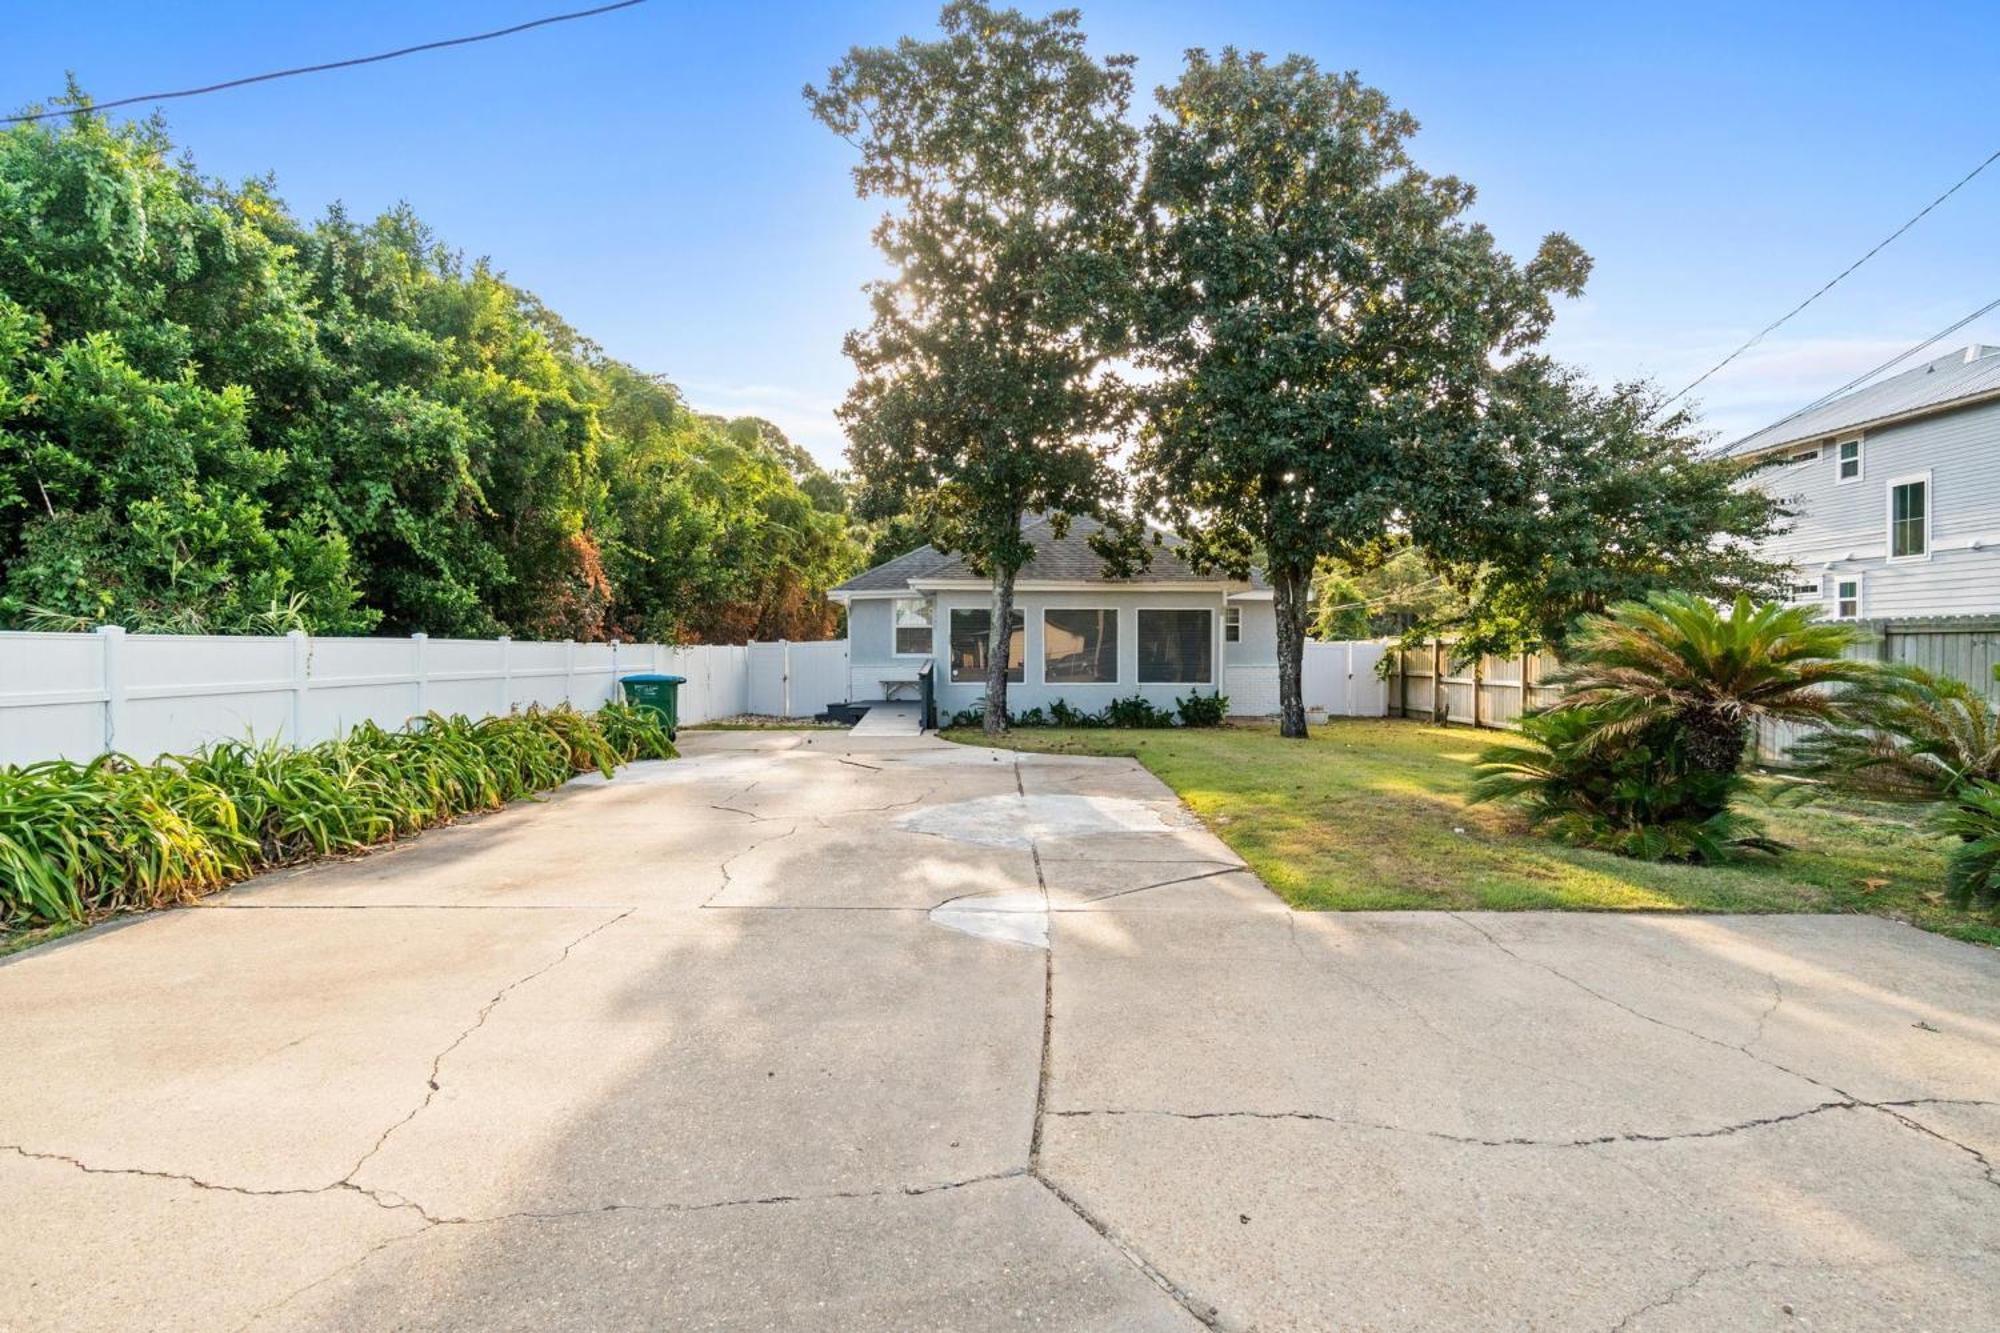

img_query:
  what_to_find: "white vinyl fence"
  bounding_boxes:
[0,629,853,766]
[1301,640,1391,716]
[746,640,851,720]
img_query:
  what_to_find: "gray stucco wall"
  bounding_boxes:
[1224,600,1277,666]
[930,587,1232,718]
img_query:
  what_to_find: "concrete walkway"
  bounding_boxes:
[2,730,1996,1330]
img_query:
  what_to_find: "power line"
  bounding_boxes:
[1661,142,2000,411]
[1720,291,2000,454]
[2,1,649,126]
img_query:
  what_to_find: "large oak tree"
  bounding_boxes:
[1137,50,1588,737]
[806,2,1140,733]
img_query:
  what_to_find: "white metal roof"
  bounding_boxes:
[1722,344,2000,458]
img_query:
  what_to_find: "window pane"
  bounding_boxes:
[1224,607,1241,642]
[1891,482,1926,557]
[893,597,932,655]
[1839,441,1860,479]
[1837,580,1859,619]
[1137,609,1213,683]
[1044,609,1118,683]
[949,609,1024,683]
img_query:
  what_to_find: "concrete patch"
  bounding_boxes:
[896,792,1191,849]
[929,892,1050,950]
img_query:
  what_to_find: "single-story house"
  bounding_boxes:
[1724,343,2000,619]
[828,515,1281,718]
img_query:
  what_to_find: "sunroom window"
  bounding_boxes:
[949,608,1023,683]
[1043,609,1118,684]
[1137,609,1213,684]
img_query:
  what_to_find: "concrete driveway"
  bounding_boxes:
[3,730,1997,1331]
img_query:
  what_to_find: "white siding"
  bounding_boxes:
[1751,398,2000,618]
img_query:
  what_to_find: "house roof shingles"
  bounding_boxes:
[832,514,1264,595]
[1723,344,2000,458]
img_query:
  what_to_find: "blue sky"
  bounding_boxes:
[6,1,1999,467]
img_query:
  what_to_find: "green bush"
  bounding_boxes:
[1103,695,1178,728]
[1789,665,1999,803]
[1175,690,1229,727]
[0,704,673,932]
[1936,780,2000,909]
[1471,706,1780,863]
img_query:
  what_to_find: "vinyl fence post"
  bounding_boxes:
[609,639,619,709]
[97,624,126,755]
[411,632,429,718]
[564,639,576,708]
[498,634,513,713]
[287,629,309,744]
[782,640,792,718]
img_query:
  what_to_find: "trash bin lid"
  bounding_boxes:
[621,672,686,684]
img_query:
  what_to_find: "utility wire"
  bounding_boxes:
[2,1,649,126]
[1662,142,2000,411]
[1718,291,2000,455]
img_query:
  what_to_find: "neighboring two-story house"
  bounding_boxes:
[1724,343,2000,620]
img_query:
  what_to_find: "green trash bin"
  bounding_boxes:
[619,672,686,740]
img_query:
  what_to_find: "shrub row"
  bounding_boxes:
[0,702,676,931]
[948,690,1229,731]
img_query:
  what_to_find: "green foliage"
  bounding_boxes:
[1547,593,1876,796]
[1174,690,1229,728]
[947,693,1207,730]
[0,107,858,641]
[1936,780,2000,909]
[1471,707,1779,863]
[1136,49,1589,737]
[806,2,1142,731]
[0,704,667,931]
[1311,570,1374,642]
[1789,665,2000,803]
[1406,364,1790,656]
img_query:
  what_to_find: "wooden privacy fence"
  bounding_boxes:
[1383,641,1563,729]
[1366,615,2000,757]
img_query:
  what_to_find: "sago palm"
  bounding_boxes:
[1789,665,2000,803]
[1547,593,1876,800]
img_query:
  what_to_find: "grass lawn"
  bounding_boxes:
[944,718,1998,947]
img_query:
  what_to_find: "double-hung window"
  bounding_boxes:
[1836,438,1862,482]
[949,608,1024,683]
[892,597,933,656]
[1136,609,1213,684]
[1888,475,1929,560]
[1224,606,1242,643]
[1834,577,1862,620]
[1043,609,1118,684]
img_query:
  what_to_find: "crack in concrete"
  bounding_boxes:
[1024,829,1226,1330]
[1046,1098,1998,1150]
[1443,914,2000,1190]
[1603,1252,2000,1332]
[700,821,803,907]
[342,908,636,1185]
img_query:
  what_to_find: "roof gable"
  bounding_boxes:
[831,514,1263,595]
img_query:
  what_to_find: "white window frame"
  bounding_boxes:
[1224,606,1242,643]
[1886,470,1932,563]
[1039,607,1120,686]
[1835,437,1863,484]
[947,606,1024,684]
[1833,575,1863,621]
[1135,606,1217,686]
[891,596,934,658]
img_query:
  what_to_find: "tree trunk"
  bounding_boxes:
[1272,557,1312,740]
[1679,705,1750,782]
[982,567,1017,736]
